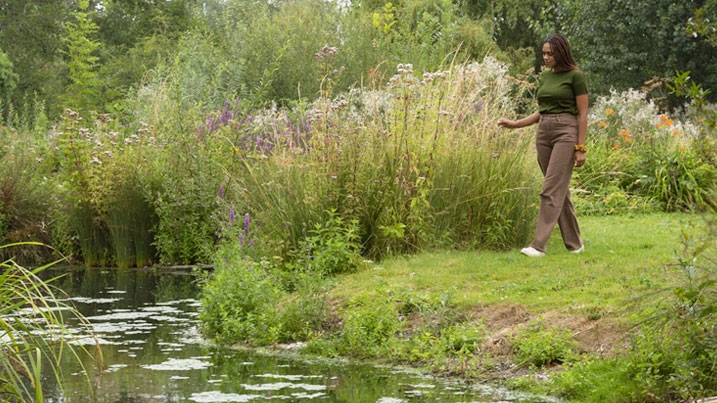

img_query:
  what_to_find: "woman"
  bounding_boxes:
[497,34,588,257]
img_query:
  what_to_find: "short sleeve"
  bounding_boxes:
[573,70,588,96]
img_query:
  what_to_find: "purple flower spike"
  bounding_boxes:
[244,213,251,235]
[229,208,235,222]
[219,186,224,199]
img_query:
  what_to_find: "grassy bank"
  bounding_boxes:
[283,212,715,401]
[332,213,686,315]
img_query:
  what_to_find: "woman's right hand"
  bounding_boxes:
[497,118,515,129]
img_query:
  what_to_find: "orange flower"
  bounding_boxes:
[624,136,632,142]
[620,129,630,136]
[599,121,608,127]
[606,108,615,116]
[671,129,680,136]
[656,115,675,128]
[612,144,621,150]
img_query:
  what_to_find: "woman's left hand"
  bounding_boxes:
[574,151,586,167]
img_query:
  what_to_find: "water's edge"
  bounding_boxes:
[38,267,560,402]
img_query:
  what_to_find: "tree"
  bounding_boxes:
[62,0,102,114]
[569,0,717,103]
[686,0,717,47]
[93,0,196,113]
[94,0,196,46]
[0,49,18,122]
[0,1,70,123]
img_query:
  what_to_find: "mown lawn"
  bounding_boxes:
[328,212,711,355]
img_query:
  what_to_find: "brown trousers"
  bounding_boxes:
[530,113,583,252]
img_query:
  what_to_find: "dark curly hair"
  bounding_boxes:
[544,34,578,71]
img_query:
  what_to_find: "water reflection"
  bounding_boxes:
[40,268,559,402]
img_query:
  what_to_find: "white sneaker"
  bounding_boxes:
[570,245,584,254]
[520,247,545,257]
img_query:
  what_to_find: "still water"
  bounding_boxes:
[42,268,560,402]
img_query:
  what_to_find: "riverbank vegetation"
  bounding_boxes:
[0,244,99,402]
[1,0,716,401]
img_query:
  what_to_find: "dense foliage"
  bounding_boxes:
[0,0,716,400]
[1,0,715,125]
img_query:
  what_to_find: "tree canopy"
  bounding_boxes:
[0,0,714,125]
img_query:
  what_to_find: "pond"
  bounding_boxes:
[40,267,560,402]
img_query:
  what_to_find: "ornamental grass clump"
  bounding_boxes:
[50,110,158,267]
[232,56,540,263]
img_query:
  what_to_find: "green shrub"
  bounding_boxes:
[624,224,716,401]
[440,321,487,355]
[338,296,404,358]
[147,136,224,265]
[277,269,333,342]
[394,320,487,372]
[199,244,283,345]
[510,320,578,367]
[574,89,716,214]
[289,210,364,277]
[538,357,639,403]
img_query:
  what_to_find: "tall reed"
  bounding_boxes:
[0,245,99,402]
[230,57,540,262]
[107,182,156,268]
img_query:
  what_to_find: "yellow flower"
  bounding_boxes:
[606,108,615,116]
[599,121,608,128]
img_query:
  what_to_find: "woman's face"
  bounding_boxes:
[542,43,555,70]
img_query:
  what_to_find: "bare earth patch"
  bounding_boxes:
[464,302,633,380]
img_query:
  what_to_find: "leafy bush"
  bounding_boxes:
[199,245,283,345]
[538,357,639,403]
[394,319,487,373]
[626,223,716,401]
[510,320,578,367]
[337,296,404,358]
[574,89,716,214]
[289,210,364,277]
[277,269,333,342]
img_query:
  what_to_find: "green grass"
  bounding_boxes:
[331,212,702,319]
[320,211,715,400]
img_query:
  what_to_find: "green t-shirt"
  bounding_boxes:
[536,69,588,115]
